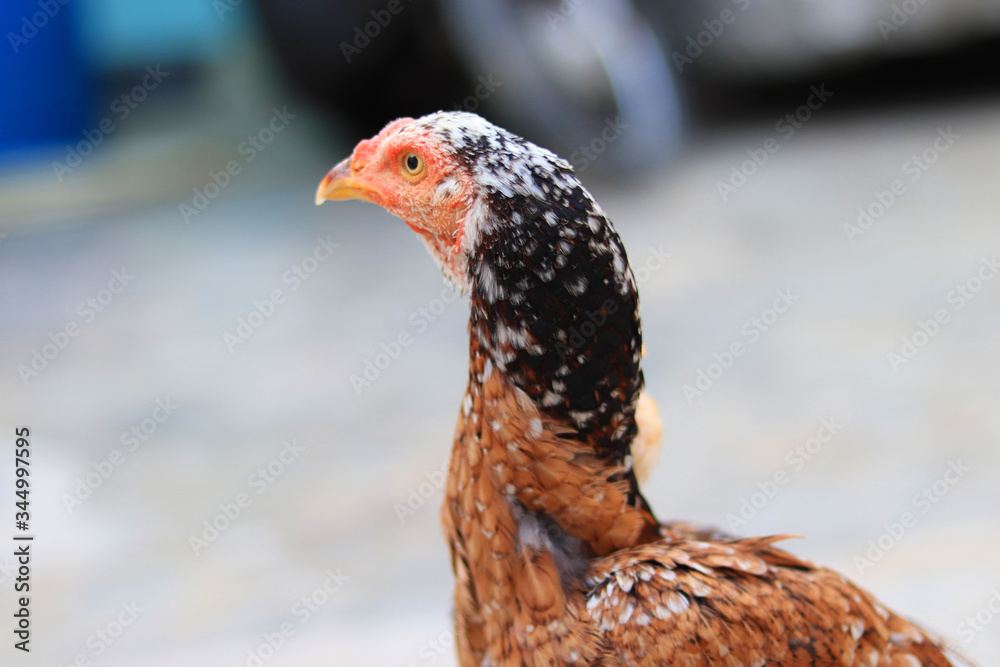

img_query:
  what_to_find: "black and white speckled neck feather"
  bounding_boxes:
[414,112,644,470]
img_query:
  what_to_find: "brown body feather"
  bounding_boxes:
[443,369,968,666]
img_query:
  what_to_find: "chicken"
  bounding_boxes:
[315,112,973,667]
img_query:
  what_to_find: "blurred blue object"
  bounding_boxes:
[0,0,93,155]
[77,0,245,70]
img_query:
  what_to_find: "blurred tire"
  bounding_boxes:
[436,0,684,178]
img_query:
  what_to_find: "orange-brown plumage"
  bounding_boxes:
[317,112,973,666]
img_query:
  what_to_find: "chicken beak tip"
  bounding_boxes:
[314,172,333,206]
[315,159,372,206]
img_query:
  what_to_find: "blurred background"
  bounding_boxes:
[1,0,999,664]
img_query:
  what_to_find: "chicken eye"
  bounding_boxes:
[402,152,424,176]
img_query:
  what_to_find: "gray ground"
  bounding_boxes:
[1,87,998,665]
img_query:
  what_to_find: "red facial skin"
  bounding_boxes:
[316,118,477,285]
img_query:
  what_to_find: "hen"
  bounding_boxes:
[316,112,972,667]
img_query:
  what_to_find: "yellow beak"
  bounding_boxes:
[314,158,375,206]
